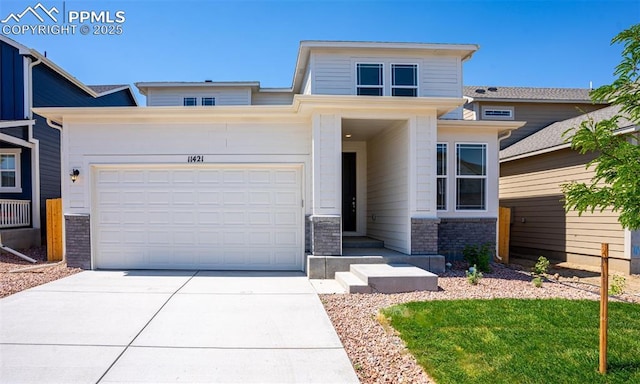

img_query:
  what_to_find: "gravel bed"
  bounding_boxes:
[0,248,82,298]
[320,263,639,384]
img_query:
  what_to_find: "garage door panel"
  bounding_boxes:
[94,166,303,270]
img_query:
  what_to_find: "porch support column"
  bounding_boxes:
[310,113,342,256]
[408,113,439,254]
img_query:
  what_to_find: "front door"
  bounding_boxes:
[342,152,357,232]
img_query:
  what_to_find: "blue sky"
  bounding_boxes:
[1,0,638,103]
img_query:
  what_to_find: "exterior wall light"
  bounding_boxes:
[70,169,80,183]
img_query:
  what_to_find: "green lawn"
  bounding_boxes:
[381,299,640,384]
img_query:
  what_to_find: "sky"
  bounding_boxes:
[0,0,638,104]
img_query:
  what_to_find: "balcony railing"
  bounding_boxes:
[0,199,31,228]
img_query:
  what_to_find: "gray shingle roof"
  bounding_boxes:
[499,105,636,160]
[464,86,596,102]
[87,84,129,94]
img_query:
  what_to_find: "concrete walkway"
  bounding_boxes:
[0,271,359,383]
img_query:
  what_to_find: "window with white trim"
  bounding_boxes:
[183,97,197,106]
[0,149,21,192]
[392,64,417,97]
[456,143,486,210]
[436,143,447,210]
[481,106,514,120]
[202,97,215,106]
[356,63,383,96]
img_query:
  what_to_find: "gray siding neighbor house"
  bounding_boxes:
[499,105,640,274]
[463,86,609,149]
[0,35,137,248]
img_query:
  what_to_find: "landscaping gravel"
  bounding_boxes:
[0,248,81,298]
[320,263,640,384]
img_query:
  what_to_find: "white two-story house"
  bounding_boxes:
[36,41,523,273]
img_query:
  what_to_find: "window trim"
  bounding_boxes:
[436,142,447,211]
[481,106,514,120]
[0,148,22,193]
[201,97,216,106]
[355,62,384,96]
[454,142,488,212]
[391,63,418,97]
[183,97,197,106]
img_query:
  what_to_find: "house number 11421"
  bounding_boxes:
[187,155,204,163]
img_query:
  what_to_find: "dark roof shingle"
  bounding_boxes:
[87,84,129,94]
[500,105,635,160]
[464,86,595,102]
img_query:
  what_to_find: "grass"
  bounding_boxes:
[381,299,640,384]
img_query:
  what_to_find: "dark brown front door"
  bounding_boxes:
[342,152,357,232]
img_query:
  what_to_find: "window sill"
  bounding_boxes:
[0,187,23,193]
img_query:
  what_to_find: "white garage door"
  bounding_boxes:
[93,165,303,270]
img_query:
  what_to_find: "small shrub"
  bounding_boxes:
[466,265,483,285]
[533,256,550,277]
[462,243,492,272]
[532,276,543,288]
[609,275,626,296]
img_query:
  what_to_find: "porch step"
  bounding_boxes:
[342,236,384,248]
[350,263,438,293]
[335,271,372,294]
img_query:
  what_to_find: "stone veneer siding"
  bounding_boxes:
[305,215,311,253]
[310,215,341,256]
[65,214,91,269]
[411,218,440,254]
[438,218,496,261]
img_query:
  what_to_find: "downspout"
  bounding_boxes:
[10,117,65,273]
[493,130,513,262]
[27,57,43,232]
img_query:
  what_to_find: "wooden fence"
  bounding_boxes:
[497,206,511,264]
[46,198,63,262]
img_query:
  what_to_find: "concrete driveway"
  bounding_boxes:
[0,271,359,383]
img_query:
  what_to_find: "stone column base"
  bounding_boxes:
[65,214,91,269]
[310,215,341,256]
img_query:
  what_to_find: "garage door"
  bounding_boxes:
[93,165,303,270]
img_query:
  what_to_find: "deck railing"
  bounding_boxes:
[0,199,31,228]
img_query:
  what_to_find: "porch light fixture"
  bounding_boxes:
[70,169,80,183]
[345,134,352,138]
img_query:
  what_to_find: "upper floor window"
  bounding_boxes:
[356,63,383,96]
[456,143,486,210]
[436,143,447,210]
[391,64,418,97]
[183,97,197,106]
[202,97,216,106]
[0,149,21,192]
[481,106,514,120]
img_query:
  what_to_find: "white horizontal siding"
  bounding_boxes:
[367,122,409,253]
[146,87,252,106]
[251,92,294,105]
[311,50,462,99]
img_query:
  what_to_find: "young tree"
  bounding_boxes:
[562,24,640,230]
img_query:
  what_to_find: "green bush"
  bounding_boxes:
[532,276,543,288]
[609,275,626,296]
[462,243,492,272]
[532,256,550,277]
[466,265,483,285]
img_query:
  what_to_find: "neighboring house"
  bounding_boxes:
[36,41,523,272]
[499,105,640,274]
[0,36,137,248]
[463,86,608,148]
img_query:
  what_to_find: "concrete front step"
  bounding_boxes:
[351,263,438,293]
[342,236,384,249]
[307,254,445,279]
[334,264,439,294]
[335,272,372,294]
